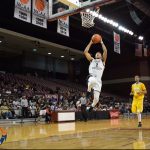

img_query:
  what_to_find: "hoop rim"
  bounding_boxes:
[80,11,91,14]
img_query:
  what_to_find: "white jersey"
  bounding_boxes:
[89,59,105,81]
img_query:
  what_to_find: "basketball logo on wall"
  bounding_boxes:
[35,0,45,11]
[0,128,7,145]
[14,0,31,23]
[32,0,48,28]
[20,0,29,4]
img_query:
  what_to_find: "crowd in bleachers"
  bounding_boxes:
[0,72,150,120]
[0,72,82,119]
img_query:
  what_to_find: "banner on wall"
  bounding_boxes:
[57,8,69,37]
[144,47,147,57]
[144,46,150,57]
[113,32,120,54]
[14,0,31,23]
[135,43,142,57]
[32,0,48,28]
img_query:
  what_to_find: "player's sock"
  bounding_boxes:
[137,113,142,122]
[137,113,142,127]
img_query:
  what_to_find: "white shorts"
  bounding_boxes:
[88,76,102,92]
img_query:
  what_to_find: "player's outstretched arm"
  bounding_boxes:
[101,40,107,64]
[84,40,94,62]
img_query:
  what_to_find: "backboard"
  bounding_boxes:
[48,0,118,21]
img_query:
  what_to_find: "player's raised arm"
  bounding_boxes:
[100,40,107,64]
[84,40,94,62]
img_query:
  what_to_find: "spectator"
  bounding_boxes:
[13,98,21,118]
[0,72,149,121]
[45,106,52,124]
[30,103,36,117]
[21,96,28,118]
[78,92,87,122]
[0,102,12,119]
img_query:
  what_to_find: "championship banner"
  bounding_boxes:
[14,0,31,23]
[113,32,120,54]
[144,46,150,57]
[57,8,69,37]
[144,47,148,57]
[135,43,142,57]
[32,0,48,28]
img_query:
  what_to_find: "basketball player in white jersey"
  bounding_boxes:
[84,37,107,111]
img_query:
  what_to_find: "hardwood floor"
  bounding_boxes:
[1,118,150,149]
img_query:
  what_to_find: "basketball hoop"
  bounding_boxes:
[80,8,100,28]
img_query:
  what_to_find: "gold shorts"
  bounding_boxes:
[132,99,143,113]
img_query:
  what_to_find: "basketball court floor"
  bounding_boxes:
[0,0,150,149]
[1,118,150,149]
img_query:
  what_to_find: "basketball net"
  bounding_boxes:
[80,8,100,28]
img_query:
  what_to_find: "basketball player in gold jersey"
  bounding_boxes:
[130,75,147,127]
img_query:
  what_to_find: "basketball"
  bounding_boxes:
[92,34,102,44]
[35,0,45,11]
[20,0,29,4]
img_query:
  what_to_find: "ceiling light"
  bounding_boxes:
[103,17,108,23]
[33,48,37,52]
[90,11,134,36]
[112,22,118,27]
[61,56,64,58]
[0,40,2,43]
[71,58,75,60]
[138,36,144,41]
[118,26,122,30]
[98,14,103,19]
[86,9,90,13]
[95,13,99,17]
[129,31,134,35]
[48,52,51,55]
